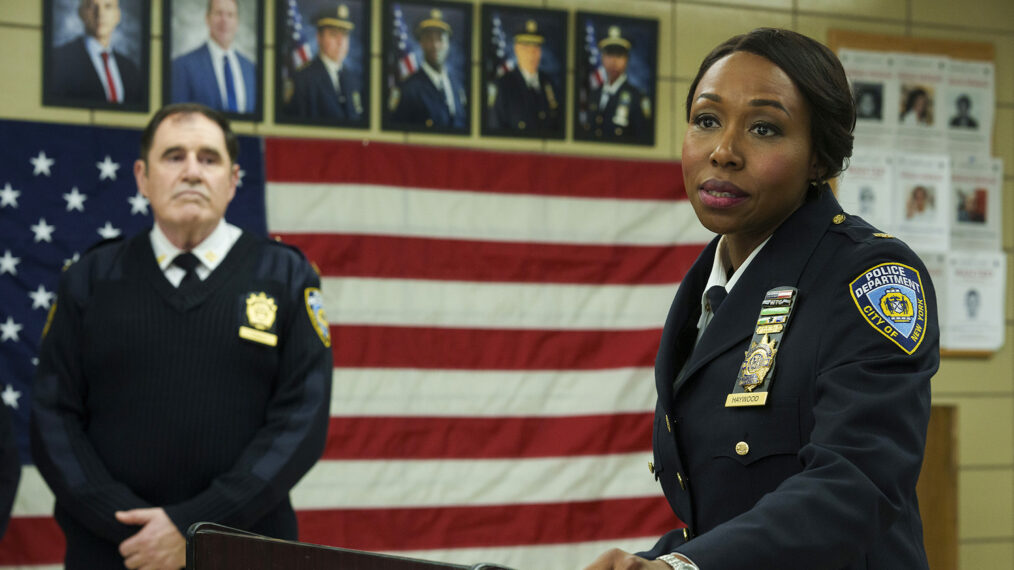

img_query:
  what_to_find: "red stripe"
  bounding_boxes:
[277,233,703,285]
[265,139,685,201]
[325,413,652,460]
[298,497,683,552]
[332,326,660,370]
[0,516,64,564]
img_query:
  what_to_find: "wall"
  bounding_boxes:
[1,0,1012,567]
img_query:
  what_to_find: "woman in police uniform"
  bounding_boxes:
[586,28,938,570]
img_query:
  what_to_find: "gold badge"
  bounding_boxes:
[832,214,846,224]
[739,334,777,391]
[239,292,278,346]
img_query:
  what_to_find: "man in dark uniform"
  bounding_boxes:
[50,0,142,105]
[390,9,467,130]
[286,4,363,122]
[585,26,651,142]
[30,103,332,569]
[489,19,561,136]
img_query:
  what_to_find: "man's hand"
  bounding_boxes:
[583,548,675,570]
[115,507,186,570]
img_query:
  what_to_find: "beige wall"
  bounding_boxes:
[2,0,1013,567]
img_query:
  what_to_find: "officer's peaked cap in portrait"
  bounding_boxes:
[513,19,544,45]
[315,4,355,31]
[416,9,452,37]
[599,25,631,53]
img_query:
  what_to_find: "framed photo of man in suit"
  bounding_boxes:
[480,5,567,140]
[162,0,264,120]
[572,12,657,146]
[275,0,372,129]
[43,0,150,112]
[381,0,472,135]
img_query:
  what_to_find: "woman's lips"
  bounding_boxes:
[698,179,748,208]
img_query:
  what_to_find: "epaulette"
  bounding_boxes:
[826,212,892,244]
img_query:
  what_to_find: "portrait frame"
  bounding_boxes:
[381,0,473,135]
[572,11,658,146]
[480,4,568,140]
[43,0,151,112]
[162,0,265,121]
[274,0,373,129]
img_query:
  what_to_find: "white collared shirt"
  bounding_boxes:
[151,220,242,287]
[519,67,540,90]
[207,40,247,112]
[696,235,772,341]
[83,36,124,103]
[598,73,628,109]
[319,53,344,93]
[421,61,456,116]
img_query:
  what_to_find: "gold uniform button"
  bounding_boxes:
[596,116,604,124]
[615,127,623,136]
[735,441,750,456]
[648,461,654,474]
[425,119,434,127]
[832,213,846,224]
[518,120,526,130]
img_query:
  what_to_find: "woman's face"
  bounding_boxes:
[682,51,817,254]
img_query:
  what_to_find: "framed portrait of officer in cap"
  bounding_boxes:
[162,0,264,120]
[275,0,371,128]
[381,0,473,134]
[480,5,568,139]
[573,12,658,146]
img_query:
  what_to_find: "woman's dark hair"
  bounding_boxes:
[901,88,928,117]
[685,28,855,182]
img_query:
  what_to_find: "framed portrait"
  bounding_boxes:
[381,0,473,135]
[43,0,151,112]
[572,12,658,146]
[480,5,567,139]
[275,0,372,128]
[162,0,264,120]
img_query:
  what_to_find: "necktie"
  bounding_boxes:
[172,253,201,292]
[101,52,118,103]
[223,55,238,112]
[705,285,727,315]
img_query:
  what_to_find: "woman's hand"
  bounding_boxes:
[583,548,675,570]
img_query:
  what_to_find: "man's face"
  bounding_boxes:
[134,113,237,237]
[419,28,449,70]
[317,27,350,64]
[602,52,628,85]
[207,0,239,50]
[514,42,541,75]
[79,0,121,44]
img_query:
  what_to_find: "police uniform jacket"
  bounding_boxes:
[642,190,938,569]
[286,56,363,122]
[491,68,561,135]
[391,69,466,130]
[586,79,649,141]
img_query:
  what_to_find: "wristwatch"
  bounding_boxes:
[657,553,699,570]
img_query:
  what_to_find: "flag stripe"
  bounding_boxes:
[265,139,685,201]
[0,517,63,564]
[276,233,705,285]
[331,325,661,370]
[325,413,652,460]
[321,277,676,330]
[328,367,656,417]
[266,182,709,246]
[296,497,683,552]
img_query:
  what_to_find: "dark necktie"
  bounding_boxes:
[223,55,238,112]
[706,285,727,315]
[172,252,201,292]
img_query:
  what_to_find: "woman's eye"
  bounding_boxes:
[693,115,718,128]
[751,123,780,137]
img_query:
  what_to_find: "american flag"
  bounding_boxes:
[286,0,314,69]
[584,20,607,91]
[390,3,419,84]
[0,123,713,567]
[489,13,514,80]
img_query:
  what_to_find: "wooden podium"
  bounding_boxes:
[187,523,516,570]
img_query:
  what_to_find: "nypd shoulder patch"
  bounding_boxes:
[849,262,928,355]
[304,287,331,348]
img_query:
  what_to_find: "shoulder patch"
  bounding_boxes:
[849,263,928,354]
[304,287,330,348]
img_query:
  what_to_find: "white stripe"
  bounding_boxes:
[330,367,657,417]
[322,277,677,330]
[392,537,662,569]
[10,466,54,517]
[291,453,660,509]
[267,183,713,246]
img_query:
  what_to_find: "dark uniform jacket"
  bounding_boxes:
[642,190,938,569]
[391,69,466,130]
[30,231,332,568]
[490,68,561,136]
[286,57,363,122]
[586,78,650,142]
[50,37,142,105]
